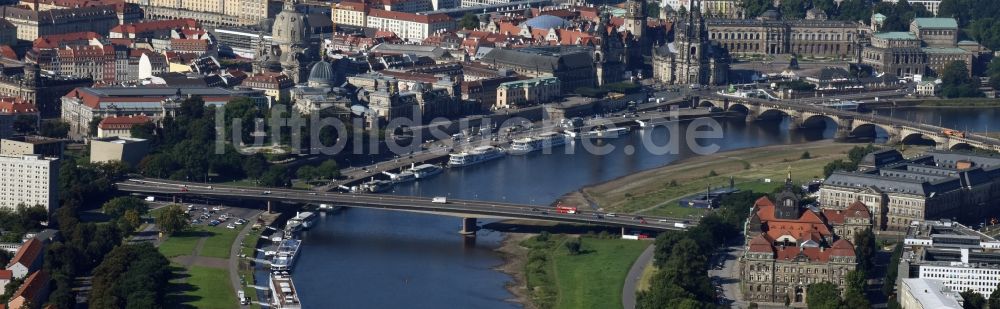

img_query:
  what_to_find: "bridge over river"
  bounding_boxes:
[699,93,1000,152]
[116,179,691,234]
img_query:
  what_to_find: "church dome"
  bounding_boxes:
[272,0,310,46]
[523,15,571,29]
[308,60,334,86]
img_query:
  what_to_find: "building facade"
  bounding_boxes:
[366,9,455,43]
[863,18,980,78]
[128,0,273,27]
[705,9,861,59]
[1,5,119,41]
[0,155,59,215]
[740,178,865,305]
[900,220,1000,299]
[495,76,560,109]
[652,3,729,86]
[820,150,1000,234]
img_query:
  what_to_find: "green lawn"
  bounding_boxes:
[185,266,238,309]
[522,235,649,309]
[158,229,203,258]
[200,227,241,259]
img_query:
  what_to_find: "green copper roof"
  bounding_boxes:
[921,47,969,54]
[913,18,958,29]
[874,32,917,40]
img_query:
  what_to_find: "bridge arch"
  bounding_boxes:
[850,123,890,140]
[698,100,716,108]
[900,133,938,146]
[727,103,750,115]
[951,142,976,151]
[800,114,837,130]
[757,108,789,121]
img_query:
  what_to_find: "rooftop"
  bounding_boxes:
[874,32,917,40]
[901,278,963,309]
[913,18,958,29]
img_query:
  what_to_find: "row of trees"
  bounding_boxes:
[637,191,760,308]
[741,0,871,22]
[938,61,983,98]
[822,144,878,177]
[88,243,171,308]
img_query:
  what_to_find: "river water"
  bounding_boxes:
[289,108,997,308]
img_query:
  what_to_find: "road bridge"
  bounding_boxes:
[116,179,691,235]
[699,93,1000,152]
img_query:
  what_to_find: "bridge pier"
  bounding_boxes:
[460,217,478,237]
[267,201,273,214]
[745,113,757,122]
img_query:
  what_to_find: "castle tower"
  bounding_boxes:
[623,0,646,39]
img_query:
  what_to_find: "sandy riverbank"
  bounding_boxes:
[496,231,534,309]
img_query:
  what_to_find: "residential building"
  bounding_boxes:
[0,98,38,139]
[109,18,201,39]
[241,72,294,106]
[332,1,368,28]
[495,76,560,109]
[96,115,151,138]
[371,0,433,13]
[19,0,142,24]
[740,178,866,305]
[0,270,11,295]
[60,87,266,138]
[89,136,149,167]
[0,63,92,118]
[902,0,943,16]
[7,270,49,309]
[819,149,1000,234]
[33,43,168,83]
[0,136,65,158]
[6,238,43,279]
[0,5,120,41]
[129,0,274,27]
[917,81,938,97]
[899,220,1000,299]
[0,155,59,215]
[365,10,455,43]
[899,278,963,309]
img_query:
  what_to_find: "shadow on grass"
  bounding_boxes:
[173,230,216,238]
[164,266,200,309]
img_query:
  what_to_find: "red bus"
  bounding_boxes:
[555,205,577,214]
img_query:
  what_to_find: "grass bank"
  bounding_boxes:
[159,224,243,309]
[562,141,860,217]
[898,98,1000,107]
[521,234,648,309]
[183,265,238,309]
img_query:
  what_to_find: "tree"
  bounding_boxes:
[564,237,581,255]
[939,60,982,98]
[459,13,479,30]
[989,282,1000,309]
[121,209,142,232]
[296,165,317,181]
[89,243,170,309]
[807,282,842,309]
[129,122,157,142]
[962,289,986,309]
[801,151,811,159]
[155,205,188,235]
[260,165,291,187]
[316,159,341,180]
[740,0,772,19]
[101,197,149,218]
[854,228,877,274]
[12,114,37,134]
[87,116,102,137]
[779,0,806,19]
[38,121,69,138]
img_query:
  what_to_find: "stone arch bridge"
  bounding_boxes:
[695,95,1000,152]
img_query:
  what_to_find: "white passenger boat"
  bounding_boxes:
[409,163,443,178]
[269,272,302,309]
[448,146,506,167]
[569,127,629,139]
[288,212,318,230]
[270,239,302,271]
[509,132,568,155]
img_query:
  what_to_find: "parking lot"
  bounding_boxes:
[185,203,259,230]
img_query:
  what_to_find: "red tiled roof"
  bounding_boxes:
[0,97,38,115]
[0,270,13,280]
[11,270,48,303]
[829,239,856,257]
[98,115,150,130]
[8,239,42,269]
[32,32,103,49]
[845,201,871,218]
[0,46,14,59]
[748,234,773,253]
